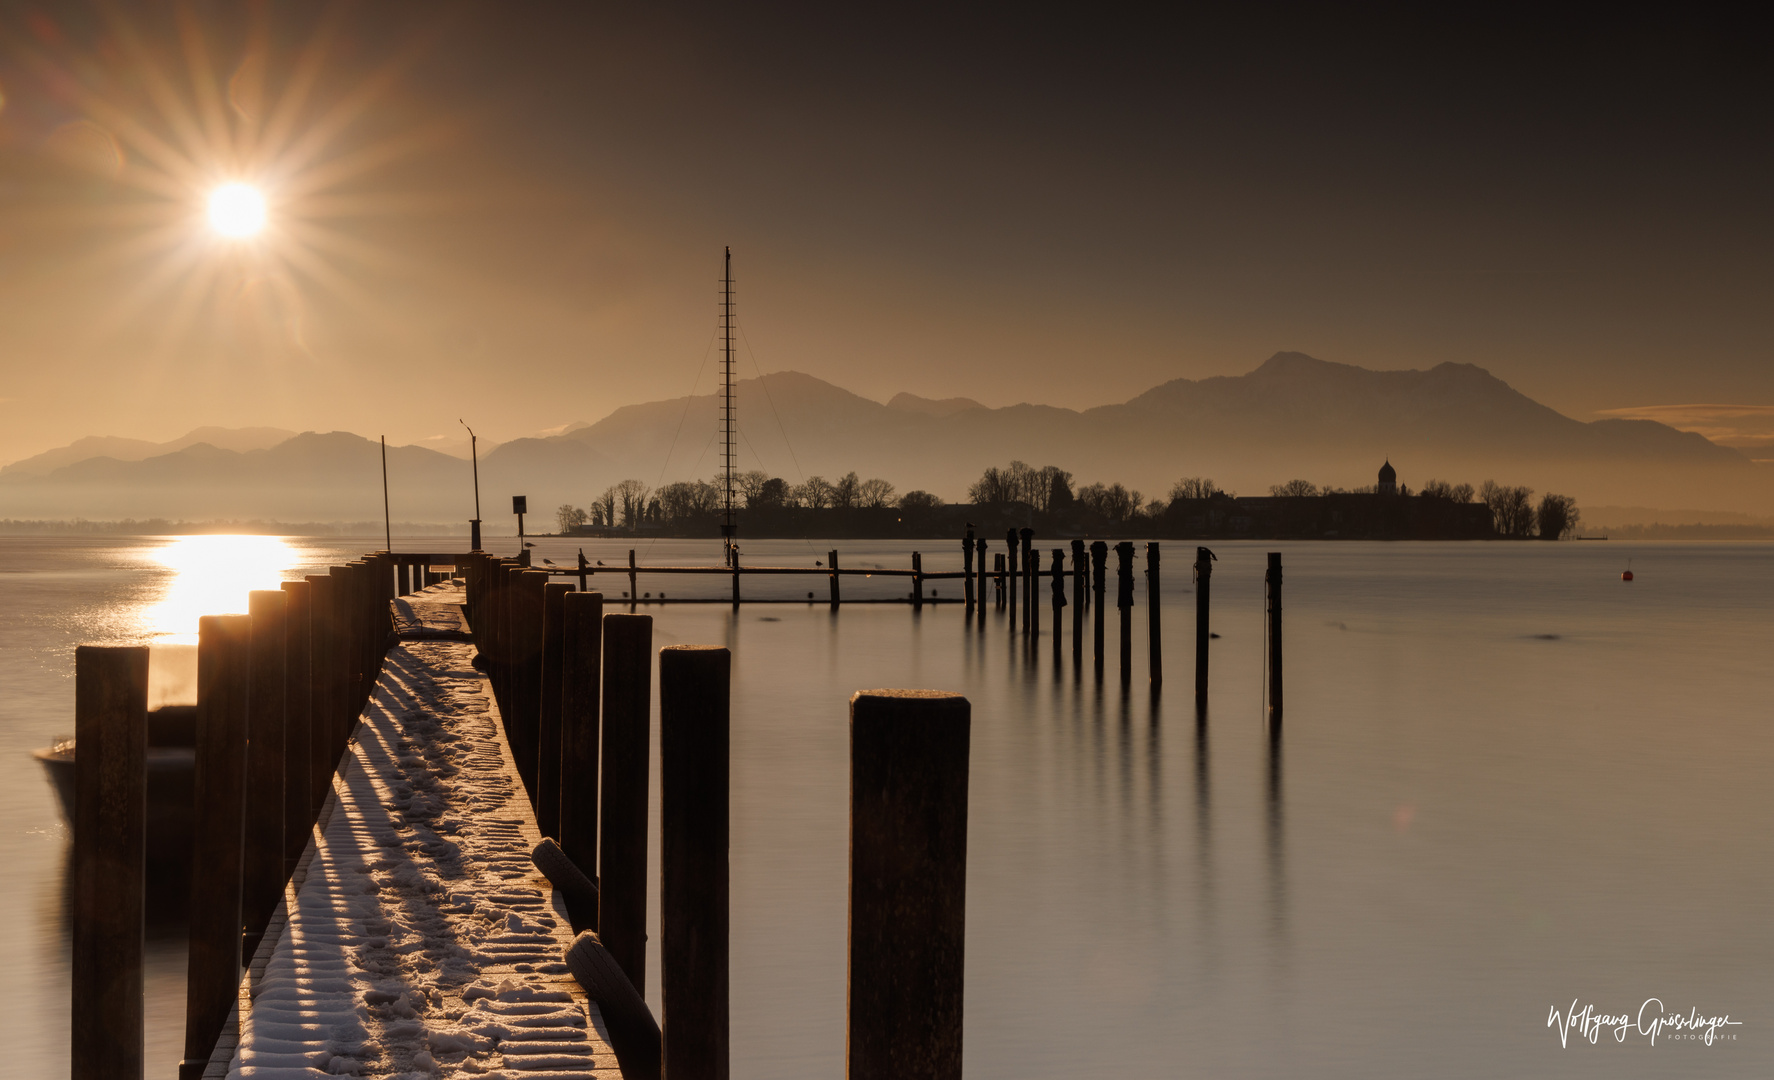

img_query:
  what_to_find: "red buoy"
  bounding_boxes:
[1621,570,1634,581]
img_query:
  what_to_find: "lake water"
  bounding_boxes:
[2,534,1769,1078]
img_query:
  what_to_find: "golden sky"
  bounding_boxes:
[0,5,1768,466]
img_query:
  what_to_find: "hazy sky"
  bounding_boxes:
[0,4,1768,465]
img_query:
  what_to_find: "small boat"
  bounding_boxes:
[34,705,197,867]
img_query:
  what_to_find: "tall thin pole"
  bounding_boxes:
[380,436,392,553]
[720,247,736,564]
[461,419,482,551]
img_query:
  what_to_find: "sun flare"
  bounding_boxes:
[207,183,268,237]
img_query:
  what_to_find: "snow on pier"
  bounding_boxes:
[211,586,619,1078]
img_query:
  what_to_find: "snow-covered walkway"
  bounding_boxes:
[212,585,619,1078]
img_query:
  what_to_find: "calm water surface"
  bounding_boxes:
[2,534,1769,1077]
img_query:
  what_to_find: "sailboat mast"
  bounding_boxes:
[721,246,736,557]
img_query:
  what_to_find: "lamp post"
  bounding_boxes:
[460,420,482,551]
[514,495,529,564]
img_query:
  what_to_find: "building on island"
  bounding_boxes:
[1377,459,1398,496]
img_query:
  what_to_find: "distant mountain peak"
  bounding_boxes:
[887,392,986,418]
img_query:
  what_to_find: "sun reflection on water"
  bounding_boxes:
[142,534,297,645]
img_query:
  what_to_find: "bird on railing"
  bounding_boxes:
[815,559,823,566]
[524,541,536,548]
[596,560,605,566]
[542,558,556,566]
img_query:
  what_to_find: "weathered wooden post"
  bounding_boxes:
[912,551,924,610]
[303,575,337,814]
[660,645,730,1080]
[279,579,313,868]
[848,690,970,1080]
[627,548,638,605]
[577,548,590,592]
[512,569,549,804]
[1050,549,1065,663]
[1090,541,1107,676]
[994,553,1005,607]
[1146,542,1162,687]
[72,645,149,1080]
[1195,547,1215,713]
[181,614,251,1080]
[329,565,359,735]
[962,530,975,610]
[560,591,604,919]
[974,538,987,623]
[730,544,741,608]
[243,589,288,955]
[1266,552,1283,722]
[1070,540,1086,670]
[537,581,573,839]
[1019,528,1034,634]
[829,549,841,609]
[1004,529,1018,623]
[1115,542,1135,683]
[600,613,653,991]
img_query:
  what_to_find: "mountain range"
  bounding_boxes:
[1,353,1764,523]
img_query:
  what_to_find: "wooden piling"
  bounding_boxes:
[994,553,1004,607]
[731,545,741,608]
[577,549,589,592]
[303,575,337,815]
[1195,547,1215,713]
[829,550,842,608]
[1115,542,1135,683]
[330,565,359,734]
[660,646,731,1080]
[181,615,251,1080]
[279,580,313,870]
[1146,542,1162,687]
[1019,528,1034,634]
[243,590,288,955]
[537,581,573,839]
[1090,541,1107,676]
[974,538,987,623]
[72,645,149,1080]
[1005,530,1018,623]
[628,548,638,605]
[1070,540,1086,670]
[848,690,970,1080]
[1266,552,1283,720]
[512,569,549,804]
[600,613,653,992]
[912,551,924,610]
[1050,549,1065,663]
[560,591,604,918]
[962,531,975,609]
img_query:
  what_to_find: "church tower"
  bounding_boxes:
[1377,460,1398,495]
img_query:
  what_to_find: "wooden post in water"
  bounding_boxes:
[1115,542,1135,684]
[1146,543,1162,687]
[1050,549,1065,663]
[974,538,987,624]
[72,645,149,1080]
[993,554,1004,608]
[847,690,970,1080]
[1194,547,1215,714]
[1266,552,1283,722]
[1070,540,1086,670]
[912,551,924,610]
[659,645,731,1080]
[577,549,589,592]
[1004,530,1018,623]
[279,580,313,871]
[242,590,288,956]
[537,581,572,839]
[627,548,638,606]
[303,575,337,815]
[600,613,653,992]
[829,550,841,609]
[181,614,251,1080]
[1019,528,1034,634]
[1090,541,1107,677]
[962,531,975,610]
[330,565,359,738]
[560,591,604,919]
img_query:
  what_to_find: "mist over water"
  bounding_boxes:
[1,535,1769,1077]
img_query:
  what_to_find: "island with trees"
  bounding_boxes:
[552,460,1580,541]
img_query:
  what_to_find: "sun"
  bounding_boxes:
[207,183,268,238]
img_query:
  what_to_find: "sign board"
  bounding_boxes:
[512,495,528,515]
